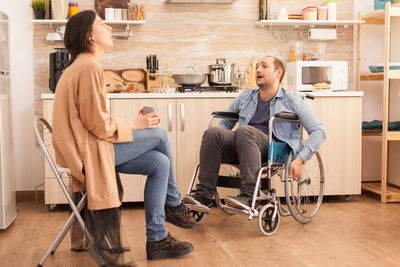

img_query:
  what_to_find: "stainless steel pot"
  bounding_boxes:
[208,58,235,86]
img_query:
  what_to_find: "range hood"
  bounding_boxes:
[165,0,236,3]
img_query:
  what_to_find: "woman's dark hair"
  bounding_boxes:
[64,10,96,66]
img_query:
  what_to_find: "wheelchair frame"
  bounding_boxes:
[186,110,325,236]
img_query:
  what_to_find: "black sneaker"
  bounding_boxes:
[224,194,260,216]
[182,193,213,214]
[165,202,196,229]
[146,233,193,260]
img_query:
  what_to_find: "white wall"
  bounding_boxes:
[0,1,43,190]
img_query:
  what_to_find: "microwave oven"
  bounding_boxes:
[286,61,348,91]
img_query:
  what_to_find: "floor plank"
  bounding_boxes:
[1,195,399,267]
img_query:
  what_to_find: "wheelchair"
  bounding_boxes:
[185,110,325,236]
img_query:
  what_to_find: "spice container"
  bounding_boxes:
[302,6,317,21]
[128,2,139,20]
[128,1,145,20]
[138,4,145,20]
[317,6,328,20]
[259,0,268,20]
[323,0,337,21]
[69,1,79,18]
[289,46,296,62]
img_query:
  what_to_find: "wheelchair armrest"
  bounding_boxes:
[274,112,299,121]
[211,112,239,120]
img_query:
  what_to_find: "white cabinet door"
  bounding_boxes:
[110,98,177,201]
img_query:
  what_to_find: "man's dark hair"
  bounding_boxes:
[265,55,285,84]
[64,10,96,66]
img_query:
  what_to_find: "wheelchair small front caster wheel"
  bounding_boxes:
[48,204,56,212]
[258,203,280,236]
[188,209,205,223]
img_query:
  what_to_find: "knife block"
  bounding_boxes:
[146,69,161,90]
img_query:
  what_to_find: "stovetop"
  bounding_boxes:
[178,85,237,93]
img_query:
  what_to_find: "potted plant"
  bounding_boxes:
[31,0,46,19]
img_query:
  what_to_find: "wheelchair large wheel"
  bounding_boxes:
[284,151,325,224]
[258,203,280,236]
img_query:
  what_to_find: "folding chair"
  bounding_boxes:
[33,116,107,267]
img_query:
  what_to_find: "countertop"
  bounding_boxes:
[41,90,364,99]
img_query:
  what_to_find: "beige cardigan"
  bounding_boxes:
[52,53,133,210]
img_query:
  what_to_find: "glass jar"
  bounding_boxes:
[302,6,317,21]
[69,2,79,18]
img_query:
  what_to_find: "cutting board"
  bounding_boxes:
[95,0,128,19]
[104,69,147,93]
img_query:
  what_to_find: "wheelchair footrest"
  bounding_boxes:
[217,176,269,190]
[220,205,251,216]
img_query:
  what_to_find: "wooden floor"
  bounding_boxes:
[1,194,400,267]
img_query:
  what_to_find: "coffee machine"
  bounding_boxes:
[49,48,69,93]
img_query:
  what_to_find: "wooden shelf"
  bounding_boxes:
[257,19,364,28]
[360,73,383,80]
[388,69,400,79]
[386,131,400,140]
[362,182,400,202]
[32,19,146,25]
[362,131,382,136]
[362,10,384,24]
[360,70,400,81]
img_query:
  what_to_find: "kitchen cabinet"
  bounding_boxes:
[42,92,362,204]
[110,96,234,201]
[110,98,177,201]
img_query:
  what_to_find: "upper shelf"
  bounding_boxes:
[165,0,235,3]
[362,10,384,24]
[32,19,146,25]
[33,19,363,27]
[362,5,400,24]
[257,19,364,28]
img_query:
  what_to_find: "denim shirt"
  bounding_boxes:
[218,87,327,162]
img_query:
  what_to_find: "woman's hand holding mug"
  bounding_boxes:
[131,106,160,129]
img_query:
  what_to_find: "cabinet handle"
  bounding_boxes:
[168,103,172,132]
[181,103,185,131]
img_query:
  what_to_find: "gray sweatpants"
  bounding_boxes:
[195,125,269,199]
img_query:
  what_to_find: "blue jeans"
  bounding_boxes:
[114,127,181,242]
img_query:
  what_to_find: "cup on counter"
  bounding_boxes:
[318,6,328,20]
[114,8,122,20]
[56,26,66,40]
[121,9,128,20]
[105,8,114,21]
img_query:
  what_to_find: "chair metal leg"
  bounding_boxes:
[38,194,87,266]
[187,163,200,195]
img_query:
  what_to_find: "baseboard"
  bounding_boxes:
[16,190,44,203]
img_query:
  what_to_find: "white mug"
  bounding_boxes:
[105,8,114,21]
[56,26,65,39]
[114,8,122,21]
[46,32,62,42]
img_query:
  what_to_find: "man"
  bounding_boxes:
[182,55,326,214]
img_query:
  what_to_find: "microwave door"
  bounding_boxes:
[302,66,331,85]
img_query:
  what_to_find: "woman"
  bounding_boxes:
[52,10,195,261]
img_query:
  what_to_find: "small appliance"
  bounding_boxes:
[286,60,348,91]
[49,48,69,93]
